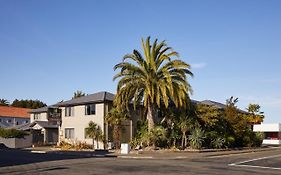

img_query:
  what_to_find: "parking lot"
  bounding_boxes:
[0,148,281,175]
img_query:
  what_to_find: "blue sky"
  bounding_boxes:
[0,0,280,123]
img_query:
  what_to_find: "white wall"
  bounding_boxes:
[60,103,105,149]
[30,112,48,123]
[253,123,281,132]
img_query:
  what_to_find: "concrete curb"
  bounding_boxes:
[116,147,281,160]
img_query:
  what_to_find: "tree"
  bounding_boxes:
[113,36,193,131]
[196,103,221,128]
[11,99,46,109]
[72,90,86,99]
[246,104,264,124]
[105,108,128,149]
[178,114,195,148]
[0,99,9,106]
[85,121,103,149]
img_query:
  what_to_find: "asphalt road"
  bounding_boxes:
[1,148,281,175]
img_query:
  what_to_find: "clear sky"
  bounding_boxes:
[0,0,280,123]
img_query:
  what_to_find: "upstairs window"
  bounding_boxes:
[65,107,74,117]
[34,113,40,120]
[85,104,96,115]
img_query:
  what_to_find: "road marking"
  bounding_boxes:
[208,152,254,158]
[31,151,46,154]
[230,164,281,170]
[118,156,153,159]
[229,154,281,170]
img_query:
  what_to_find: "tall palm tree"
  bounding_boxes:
[113,36,193,131]
[105,108,128,149]
[0,99,9,106]
[85,121,103,149]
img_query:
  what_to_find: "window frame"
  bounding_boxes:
[65,128,75,139]
[65,106,74,117]
[85,104,96,115]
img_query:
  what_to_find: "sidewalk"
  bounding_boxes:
[114,146,281,160]
[23,145,281,160]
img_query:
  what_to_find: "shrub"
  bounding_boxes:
[189,127,205,149]
[0,128,27,138]
[211,137,225,149]
[58,141,92,150]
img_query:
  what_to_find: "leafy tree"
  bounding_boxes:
[196,103,221,128]
[246,104,264,124]
[113,36,193,131]
[72,90,86,99]
[11,99,46,109]
[85,121,103,149]
[105,108,128,149]
[0,99,9,106]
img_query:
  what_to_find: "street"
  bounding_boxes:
[0,148,281,175]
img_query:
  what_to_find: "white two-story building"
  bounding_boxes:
[29,91,141,148]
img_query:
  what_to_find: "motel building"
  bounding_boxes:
[253,123,281,145]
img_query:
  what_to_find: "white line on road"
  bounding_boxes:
[118,156,153,159]
[31,151,47,154]
[229,154,281,170]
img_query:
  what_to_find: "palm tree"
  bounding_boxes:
[0,99,9,106]
[105,108,128,149]
[113,36,193,131]
[85,121,103,149]
[72,90,86,99]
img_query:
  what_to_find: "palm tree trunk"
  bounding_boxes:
[181,132,185,148]
[97,138,99,149]
[113,125,120,149]
[92,139,95,150]
[147,100,155,131]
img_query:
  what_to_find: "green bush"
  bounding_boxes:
[211,137,225,149]
[0,128,27,138]
[189,127,205,149]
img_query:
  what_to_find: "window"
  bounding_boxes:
[34,113,40,120]
[65,107,74,117]
[0,119,2,122]
[65,128,74,139]
[85,104,96,115]
[7,119,11,123]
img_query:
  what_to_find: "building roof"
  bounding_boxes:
[0,106,31,119]
[199,100,226,109]
[57,91,115,107]
[30,121,58,129]
[29,106,58,113]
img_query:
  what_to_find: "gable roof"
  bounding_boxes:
[57,91,115,107]
[0,106,31,119]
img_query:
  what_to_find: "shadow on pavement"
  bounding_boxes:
[0,148,115,167]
